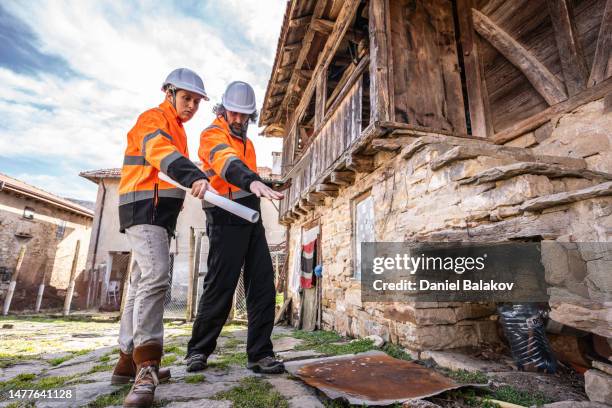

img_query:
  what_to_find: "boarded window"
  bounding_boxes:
[354,194,375,280]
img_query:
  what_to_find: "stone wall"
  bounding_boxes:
[284,98,611,352]
[0,191,92,309]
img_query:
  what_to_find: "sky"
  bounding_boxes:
[0,0,286,202]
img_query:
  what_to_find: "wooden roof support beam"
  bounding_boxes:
[547,0,589,96]
[311,18,335,35]
[284,41,302,52]
[274,0,361,125]
[472,9,568,105]
[289,15,312,28]
[330,171,355,186]
[588,0,612,87]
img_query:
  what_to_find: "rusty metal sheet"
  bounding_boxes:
[291,351,475,406]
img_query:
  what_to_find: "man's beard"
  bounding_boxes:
[230,122,247,137]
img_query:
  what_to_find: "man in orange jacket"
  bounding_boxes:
[186,81,286,374]
[115,68,216,408]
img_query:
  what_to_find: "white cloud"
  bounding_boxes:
[0,0,284,201]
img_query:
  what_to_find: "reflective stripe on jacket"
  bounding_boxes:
[118,100,207,233]
[198,116,262,209]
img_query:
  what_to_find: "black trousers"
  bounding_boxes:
[187,221,276,362]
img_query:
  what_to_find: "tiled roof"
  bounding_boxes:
[0,173,94,218]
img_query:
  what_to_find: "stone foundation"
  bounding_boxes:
[284,98,611,352]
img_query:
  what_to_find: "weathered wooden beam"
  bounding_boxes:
[284,41,302,52]
[472,9,568,105]
[299,199,314,212]
[547,0,589,96]
[588,0,612,87]
[521,181,612,212]
[311,18,335,35]
[315,70,326,130]
[276,0,362,126]
[346,155,375,172]
[369,0,392,122]
[316,183,339,197]
[289,15,312,28]
[273,2,328,124]
[295,69,314,82]
[457,0,491,137]
[493,77,612,144]
[330,171,355,186]
[307,192,326,204]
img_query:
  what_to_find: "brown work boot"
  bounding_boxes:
[111,350,170,385]
[123,342,162,408]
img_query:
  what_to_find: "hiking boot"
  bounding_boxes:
[123,342,162,408]
[185,353,207,372]
[111,350,170,385]
[247,356,285,374]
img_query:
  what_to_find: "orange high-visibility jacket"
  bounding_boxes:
[198,116,263,217]
[118,100,207,233]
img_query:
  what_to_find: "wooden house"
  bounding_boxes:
[260,0,611,356]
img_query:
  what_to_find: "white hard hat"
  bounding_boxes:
[222,81,256,114]
[162,68,209,100]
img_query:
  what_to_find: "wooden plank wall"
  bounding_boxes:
[390,0,467,133]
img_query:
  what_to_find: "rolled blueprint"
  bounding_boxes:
[158,173,260,223]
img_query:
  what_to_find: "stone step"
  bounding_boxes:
[458,162,612,186]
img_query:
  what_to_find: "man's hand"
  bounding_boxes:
[191,179,218,199]
[250,180,284,200]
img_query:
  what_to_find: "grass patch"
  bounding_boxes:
[212,376,288,408]
[276,293,284,306]
[89,363,114,373]
[381,343,412,361]
[185,374,206,384]
[72,349,93,357]
[208,351,248,370]
[0,355,35,369]
[87,384,131,407]
[0,373,76,400]
[163,344,183,354]
[292,330,342,350]
[48,355,73,366]
[440,368,489,384]
[98,355,111,363]
[315,339,376,356]
[219,323,247,337]
[161,354,177,366]
[492,385,551,407]
[223,337,245,350]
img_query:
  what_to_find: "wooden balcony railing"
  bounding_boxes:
[280,76,363,217]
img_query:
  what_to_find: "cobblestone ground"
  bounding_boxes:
[0,315,590,407]
[0,316,325,408]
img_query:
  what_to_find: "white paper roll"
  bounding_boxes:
[158,173,260,223]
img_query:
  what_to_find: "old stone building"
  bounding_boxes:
[260,0,611,389]
[0,173,93,311]
[80,164,286,317]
